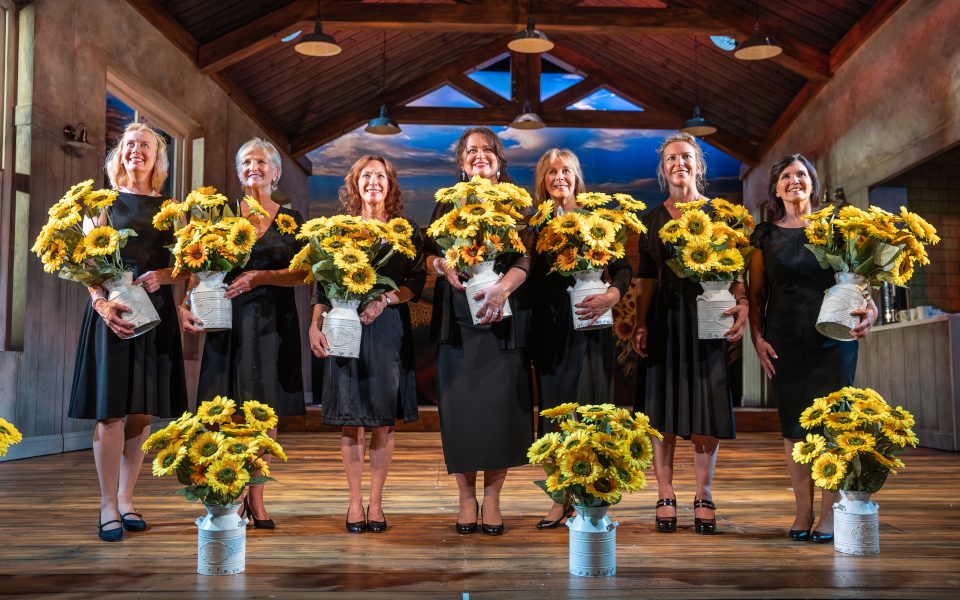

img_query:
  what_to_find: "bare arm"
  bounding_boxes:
[224,268,308,299]
[631,278,656,357]
[747,249,777,378]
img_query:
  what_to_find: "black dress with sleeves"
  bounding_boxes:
[196,206,306,416]
[68,192,188,420]
[314,221,426,427]
[425,200,535,474]
[751,221,858,439]
[634,203,735,439]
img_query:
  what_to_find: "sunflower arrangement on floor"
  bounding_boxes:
[792,386,917,493]
[289,214,417,301]
[152,186,262,277]
[142,396,287,506]
[0,417,23,457]
[426,175,532,271]
[801,204,939,286]
[659,197,754,282]
[530,192,647,274]
[528,403,661,507]
[31,179,133,285]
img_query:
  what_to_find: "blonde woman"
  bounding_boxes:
[68,122,188,541]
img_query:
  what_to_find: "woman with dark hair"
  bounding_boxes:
[529,147,632,529]
[632,132,748,535]
[309,155,424,533]
[423,126,534,536]
[182,137,307,529]
[747,153,877,543]
[69,122,188,541]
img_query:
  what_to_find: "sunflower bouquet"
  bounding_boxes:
[152,186,262,277]
[530,192,647,275]
[792,386,917,493]
[31,179,128,285]
[0,417,23,457]
[802,204,939,287]
[528,403,661,507]
[142,396,287,506]
[659,198,754,282]
[426,175,531,271]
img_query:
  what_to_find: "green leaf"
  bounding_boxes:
[665,257,688,279]
[874,241,902,267]
[804,244,831,270]
[825,253,849,272]
[374,274,399,291]
[216,258,232,271]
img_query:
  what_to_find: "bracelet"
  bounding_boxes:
[92,297,107,310]
[383,293,393,305]
[433,257,444,276]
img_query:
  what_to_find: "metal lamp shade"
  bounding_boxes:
[365,105,401,135]
[734,34,783,60]
[680,106,717,137]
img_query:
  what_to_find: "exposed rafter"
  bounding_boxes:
[391,107,676,130]
[541,77,602,112]
[446,73,510,108]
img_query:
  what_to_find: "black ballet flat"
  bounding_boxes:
[367,506,387,533]
[810,530,834,543]
[121,512,147,532]
[456,500,479,535]
[345,518,367,534]
[98,519,124,542]
[480,503,504,536]
[789,528,811,541]
[655,498,678,533]
[693,498,717,535]
[243,498,276,530]
[536,503,574,530]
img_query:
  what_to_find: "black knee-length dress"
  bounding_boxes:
[315,221,426,427]
[635,203,735,439]
[751,222,858,439]
[68,192,188,420]
[197,207,306,416]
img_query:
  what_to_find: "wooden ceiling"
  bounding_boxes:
[128,0,906,165]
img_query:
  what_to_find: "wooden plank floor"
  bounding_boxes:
[0,432,958,599]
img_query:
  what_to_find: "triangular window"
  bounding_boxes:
[407,85,483,108]
[541,55,584,100]
[466,54,511,100]
[567,88,644,111]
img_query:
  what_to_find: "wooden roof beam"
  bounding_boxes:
[446,73,512,109]
[669,0,830,83]
[548,43,758,164]
[541,77,602,112]
[391,107,678,130]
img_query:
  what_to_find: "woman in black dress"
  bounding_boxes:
[182,138,307,529]
[423,127,534,536]
[748,154,877,543]
[632,132,748,535]
[309,155,424,533]
[68,122,188,541]
[530,148,631,529]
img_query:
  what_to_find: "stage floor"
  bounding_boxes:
[0,432,958,599]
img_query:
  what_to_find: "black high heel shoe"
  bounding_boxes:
[367,505,387,533]
[693,498,717,535]
[345,504,367,533]
[655,498,677,533]
[810,530,834,543]
[456,500,479,534]
[244,497,276,530]
[121,512,148,532]
[789,528,811,541]
[480,503,504,536]
[98,519,124,542]
[536,503,574,529]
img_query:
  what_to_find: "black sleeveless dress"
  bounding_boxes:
[68,192,188,420]
[196,207,306,416]
[751,222,858,439]
[634,203,735,439]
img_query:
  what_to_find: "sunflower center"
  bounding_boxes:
[594,478,614,493]
[571,459,592,476]
[691,249,709,263]
[822,464,837,477]
[162,453,177,468]
[200,442,219,457]
[216,468,237,485]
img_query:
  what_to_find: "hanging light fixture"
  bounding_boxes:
[507,1,553,54]
[510,100,545,130]
[734,0,782,60]
[295,0,341,57]
[680,38,717,137]
[366,33,401,135]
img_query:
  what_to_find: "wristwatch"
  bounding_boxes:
[383,294,393,305]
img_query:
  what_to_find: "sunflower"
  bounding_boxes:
[613,193,646,212]
[678,210,712,242]
[41,239,70,273]
[484,233,504,253]
[226,219,257,255]
[659,220,684,244]
[258,436,288,461]
[181,242,208,270]
[584,247,611,268]
[552,213,582,236]
[899,206,940,243]
[196,395,236,425]
[221,436,258,458]
[62,179,94,203]
[241,194,268,217]
[527,432,561,464]
[443,247,460,270]
[805,205,835,222]
[715,248,744,273]
[836,431,877,458]
[791,433,827,464]
[590,432,621,458]
[850,400,886,424]
[799,398,831,429]
[82,226,120,257]
[507,229,526,253]
[189,465,208,486]
[576,192,612,208]
[84,189,119,211]
[333,247,370,271]
[445,211,480,239]
[804,219,830,246]
[540,402,579,419]
[544,470,564,492]
[811,453,848,490]
[620,211,646,234]
[562,428,592,451]
[328,214,364,231]
[488,211,518,229]
[585,471,622,504]
[577,403,616,419]
[559,448,602,485]
[882,425,919,447]
[890,252,916,286]
[188,431,226,466]
[206,456,251,497]
[458,243,486,266]
[612,462,646,493]
[298,217,331,239]
[343,264,376,294]
[680,241,719,273]
[883,405,915,430]
[152,199,182,230]
[152,444,185,477]
[319,235,352,254]
[275,213,297,235]
[0,417,23,447]
[243,400,279,431]
[458,202,493,223]
[288,244,313,273]
[530,199,554,227]
[823,411,859,431]
[385,217,413,240]
[625,431,654,467]
[580,215,617,249]
[142,424,179,453]
[674,198,708,211]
